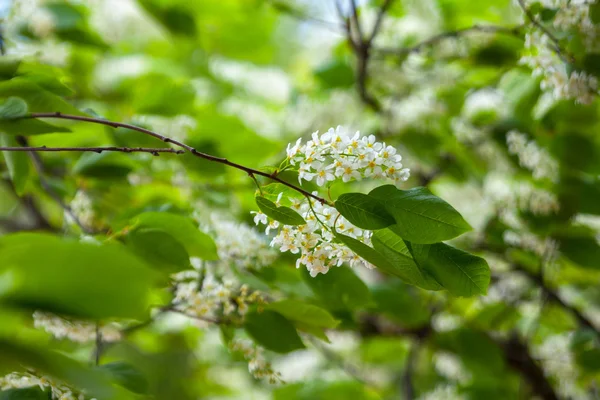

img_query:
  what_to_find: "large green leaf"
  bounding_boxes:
[0,233,157,319]
[0,388,50,399]
[125,228,191,274]
[131,212,218,260]
[0,79,84,115]
[302,266,371,311]
[0,134,30,196]
[0,337,133,400]
[256,196,306,226]
[335,193,394,230]
[369,185,472,243]
[266,299,340,329]
[244,310,305,353]
[0,97,28,120]
[371,230,443,290]
[408,242,490,296]
[72,152,137,178]
[98,362,149,395]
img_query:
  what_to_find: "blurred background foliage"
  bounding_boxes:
[0,0,599,399]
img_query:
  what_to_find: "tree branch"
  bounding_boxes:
[374,24,524,57]
[25,112,332,206]
[0,146,185,155]
[15,136,95,234]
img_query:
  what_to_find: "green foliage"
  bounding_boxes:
[0,134,29,196]
[368,185,472,244]
[0,233,157,319]
[255,196,306,225]
[244,309,305,353]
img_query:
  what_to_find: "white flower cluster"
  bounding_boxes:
[417,384,466,400]
[32,312,121,343]
[254,195,374,277]
[287,126,410,187]
[433,352,472,384]
[483,174,559,216]
[534,333,588,399]
[210,215,277,271]
[0,372,95,400]
[229,339,282,384]
[462,88,508,123]
[485,272,531,303]
[506,130,558,182]
[520,31,598,104]
[172,270,263,319]
[503,230,559,264]
[69,190,96,229]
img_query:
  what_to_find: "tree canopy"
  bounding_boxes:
[0,0,599,399]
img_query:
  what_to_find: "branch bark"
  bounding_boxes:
[0,146,185,155]
[25,112,332,206]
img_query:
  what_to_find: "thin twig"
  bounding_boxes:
[374,24,524,57]
[94,323,102,366]
[15,136,94,234]
[0,146,186,155]
[344,0,382,112]
[366,0,394,48]
[400,341,417,400]
[26,113,332,206]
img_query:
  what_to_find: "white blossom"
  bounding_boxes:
[0,372,96,400]
[288,126,409,188]
[229,339,282,384]
[33,312,121,343]
[506,130,558,182]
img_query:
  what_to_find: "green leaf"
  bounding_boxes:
[266,299,340,329]
[0,134,30,196]
[0,119,70,135]
[591,2,600,23]
[98,362,149,395]
[131,212,218,260]
[0,233,157,319]
[371,281,430,328]
[0,388,50,400]
[314,60,355,89]
[371,229,442,290]
[584,54,600,77]
[244,310,305,353]
[334,231,439,290]
[335,193,394,230]
[303,266,371,311]
[73,152,137,178]
[408,242,490,296]
[256,196,306,226]
[369,185,472,243]
[0,78,84,115]
[138,1,197,37]
[0,97,28,120]
[125,228,190,274]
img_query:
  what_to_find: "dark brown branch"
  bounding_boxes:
[374,24,524,57]
[366,0,394,48]
[400,341,417,400]
[514,263,599,334]
[15,136,94,234]
[0,146,185,155]
[343,0,383,112]
[94,323,102,366]
[26,112,332,206]
[502,334,559,400]
[359,316,559,400]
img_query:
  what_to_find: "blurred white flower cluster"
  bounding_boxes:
[503,230,559,263]
[287,126,410,187]
[520,28,598,104]
[172,270,264,319]
[0,371,95,400]
[210,216,277,271]
[483,174,559,216]
[417,383,466,400]
[433,352,472,384]
[534,333,588,399]
[229,339,282,384]
[506,130,558,182]
[32,311,121,343]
